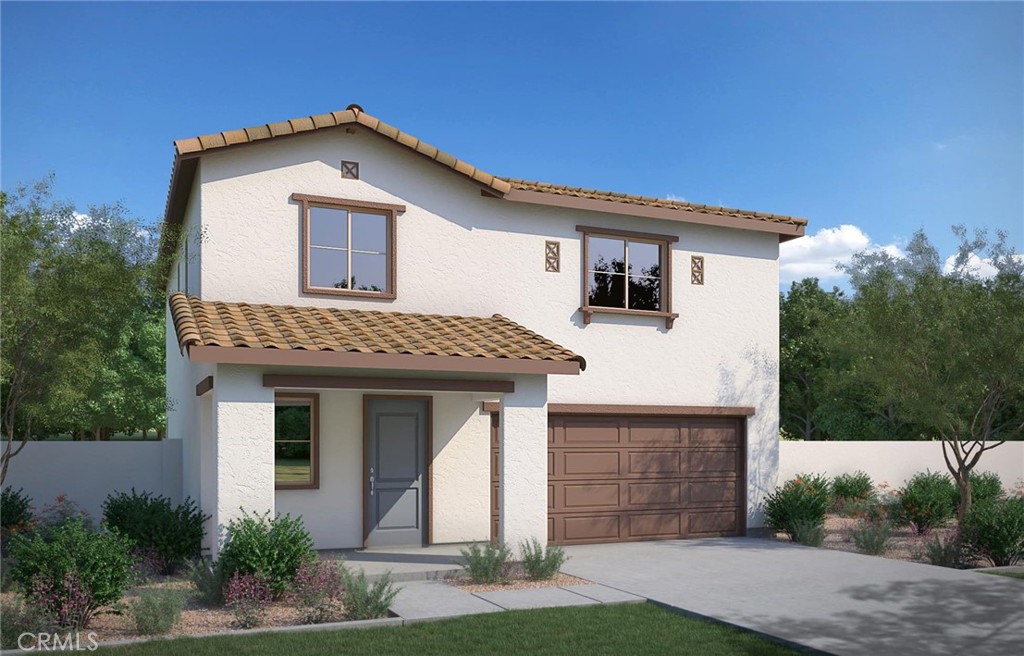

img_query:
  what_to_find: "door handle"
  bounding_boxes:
[369,468,375,496]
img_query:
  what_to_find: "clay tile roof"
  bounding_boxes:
[172,104,512,197]
[502,179,807,228]
[168,292,586,369]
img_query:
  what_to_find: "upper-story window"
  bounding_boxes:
[577,224,680,329]
[292,193,406,300]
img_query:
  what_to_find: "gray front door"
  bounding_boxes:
[365,398,428,547]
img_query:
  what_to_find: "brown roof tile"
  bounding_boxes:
[168,292,586,368]
[503,179,807,227]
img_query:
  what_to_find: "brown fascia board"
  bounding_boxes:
[480,401,755,416]
[188,345,581,376]
[501,189,806,242]
[262,374,515,394]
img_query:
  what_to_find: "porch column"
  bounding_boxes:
[498,374,548,554]
[210,365,275,557]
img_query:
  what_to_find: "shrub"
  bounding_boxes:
[459,541,512,584]
[965,471,1004,509]
[186,558,227,607]
[962,497,1024,566]
[9,518,135,628]
[923,531,976,569]
[0,596,55,650]
[224,572,272,629]
[851,521,892,556]
[218,510,315,599]
[34,495,92,538]
[290,560,345,624]
[832,472,874,505]
[102,489,208,575]
[892,472,956,534]
[341,569,399,620]
[130,588,186,635]
[519,539,568,580]
[1,487,34,536]
[790,519,825,547]
[762,473,831,540]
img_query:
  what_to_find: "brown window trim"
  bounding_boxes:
[292,193,404,300]
[577,224,678,329]
[275,392,320,490]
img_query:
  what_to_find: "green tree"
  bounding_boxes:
[840,228,1024,520]
[779,278,847,440]
[0,178,162,481]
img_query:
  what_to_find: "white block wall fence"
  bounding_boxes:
[778,441,1024,492]
[1,440,182,522]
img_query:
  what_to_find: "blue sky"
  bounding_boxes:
[3,2,1021,287]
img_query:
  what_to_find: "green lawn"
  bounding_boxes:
[979,569,1024,580]
[101,603,797,656]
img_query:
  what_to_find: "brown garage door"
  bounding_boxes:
[491,412,746,544]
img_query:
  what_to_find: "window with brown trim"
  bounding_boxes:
[275,393,319,489]
[293,193,403,299]
[577,225,679,329]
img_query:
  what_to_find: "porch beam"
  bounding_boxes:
[188,345,581,376]
[263,374,514,394]
[481,401,755,416]
[195,375,214,397]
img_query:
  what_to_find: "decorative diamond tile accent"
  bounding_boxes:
[341,160,359,180]
[545,241,560,273]
[691,255,705,285]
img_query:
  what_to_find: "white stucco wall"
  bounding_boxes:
[185,128,782,528]
[498,376,550,552]
[270,385,491,550]
[779,441,1024,492]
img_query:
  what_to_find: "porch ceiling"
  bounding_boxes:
[169,293,585,376]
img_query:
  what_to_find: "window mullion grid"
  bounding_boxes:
[624,239,631,309]
[346,210,353,289]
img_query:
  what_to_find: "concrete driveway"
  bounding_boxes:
[561,538,1023,656]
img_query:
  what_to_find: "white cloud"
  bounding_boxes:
[942,252,1024,279]
[779,224,906,285]
[70,212,92,231]
[666,194,687,202]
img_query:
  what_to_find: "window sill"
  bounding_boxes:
[579,306,678,329]
[303,286,396,300]
[276,482,319,491]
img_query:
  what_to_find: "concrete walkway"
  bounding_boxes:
[390,580,644,621]
[560,538,1024,656]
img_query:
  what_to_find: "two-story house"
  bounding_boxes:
[163,104,806,555]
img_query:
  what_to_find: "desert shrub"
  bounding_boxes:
[851,521,892,556]
[224,572,272,629]
[186,558,227,607]
[102,489,208,575]
[762,473,831,540]
[130,588,186,635]
[9,518,135,628]
[218,510,315,599]
[519,539,568,580]
[341,569,399,620]
[832,472,874,505]
[790,519,825,547]
[33,495,92,538]
[962,497,1024,567]
[892,472,956,534]
[459,541,512,584]
[965,471,1004,509]
[290,560,345,624]
[923,531,976,569]
[1,487,34,536]
[0,596,55,650]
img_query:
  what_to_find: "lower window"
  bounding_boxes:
[274,393,319,489]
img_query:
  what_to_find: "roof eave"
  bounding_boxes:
[499,188,806,241]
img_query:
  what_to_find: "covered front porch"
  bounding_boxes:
[169,293,585,557]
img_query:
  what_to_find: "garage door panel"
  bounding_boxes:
[562,451,620,476]
[628,512,681,539]
[688,479,737,504]
[492,414,745,544]
[628,481,682,507]
[688,450,739,473]
[564,483,620,508]
[628,451,681,474]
